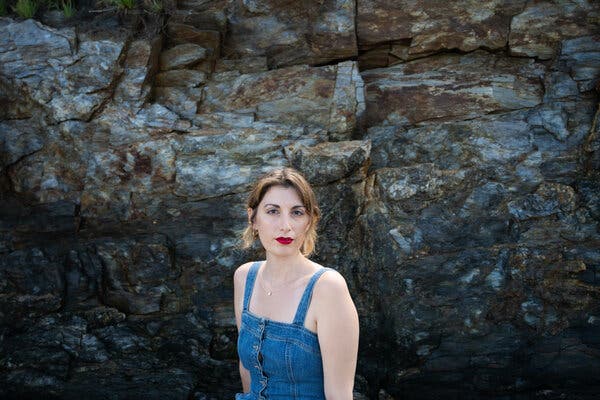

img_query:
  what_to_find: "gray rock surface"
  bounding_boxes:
[1,1,599,399]
[160,44,208,70]
[223,0,357,68]
[509,1,598,60]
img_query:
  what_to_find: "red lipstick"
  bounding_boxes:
[276,237,293,245]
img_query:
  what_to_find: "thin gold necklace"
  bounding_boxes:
[258,269,306,296]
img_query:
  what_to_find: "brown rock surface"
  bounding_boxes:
[199,61,364,139]
[357,0,526,54]
[362,51,545,126]
[509,1,599,59]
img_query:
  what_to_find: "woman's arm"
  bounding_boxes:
[234,263,252,392]
[315,270,359,400]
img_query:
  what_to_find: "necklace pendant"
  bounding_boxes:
[267,291,272,296]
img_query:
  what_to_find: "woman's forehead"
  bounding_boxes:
[260,185,303,206]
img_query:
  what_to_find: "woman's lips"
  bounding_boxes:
[276,237,293,245]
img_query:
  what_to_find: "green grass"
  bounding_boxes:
[109,0,134,10]
[144,0,161,13]
[61,0,74,17]
[13,0,38,18]
[0,0,7,16]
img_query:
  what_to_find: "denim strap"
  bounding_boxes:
[243,261,262,312]
[293,267,332,325]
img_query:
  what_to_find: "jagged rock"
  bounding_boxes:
[0,248,64,325]
[509,1,598,60]
[285,140,371,185]
[559,35,600,93]
[0,77,39,119]
[224,0,357,68]
[160,43,209,70]
[154,86,202,117]
[508,182,578,220]
[1,4,600,399]
[114,37,162,105]
[172,0,228,31]
[366,97,596,179]
[166,23,221,53]
[83,306,127,329]
[0,119,45,169]
[357,0,526,54]
[172,124,327,199]
[199,61,364,139]
[192,111,256,128]
[362,51,545,127]
[0,19,127,122]
[92,235,178,315]
[214,57,268,74]
[375,164,469,207]
[62,363,196,400]
[155,69,207,87]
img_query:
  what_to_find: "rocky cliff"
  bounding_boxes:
[1,1,599,399]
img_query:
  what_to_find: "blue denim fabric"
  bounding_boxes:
[236,261,331,400]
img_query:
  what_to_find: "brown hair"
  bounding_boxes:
[242,167,320,256]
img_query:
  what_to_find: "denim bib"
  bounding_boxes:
[236,261,331,400]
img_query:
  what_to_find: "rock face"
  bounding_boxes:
[1,0,599,398]
[224,0,357,68]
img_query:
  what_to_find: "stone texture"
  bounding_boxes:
[0,119,45,169]
[199,61,364,139]
[0,248,64,326]
[214,57,268,74]
[114,38,161,106]
[172,124,326,199]
[159,43,208,70]
[362,51,545,127]
[223,0,357,68]
[285,140,371,185]
[154,86,203,117]
[166,23,221,51]
[509,1,599,60]
[155,69,207,87]
[357,0,526,54]
[1,2,600,399]
[0,19,127,122]
[558,35,600,93]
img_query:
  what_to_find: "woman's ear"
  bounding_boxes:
[247,208,254,227]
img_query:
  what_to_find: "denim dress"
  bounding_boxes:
[236,261,331,400]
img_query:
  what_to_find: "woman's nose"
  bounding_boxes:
[280,215,292,231]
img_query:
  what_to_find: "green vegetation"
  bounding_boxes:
[144,0,161,13]
[61,0,74,17]
[107,0,135,10]
[13,0,38,18]
[2,0,165,21]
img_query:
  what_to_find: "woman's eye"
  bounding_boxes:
[266,209,278,214]
[293,210,305,216]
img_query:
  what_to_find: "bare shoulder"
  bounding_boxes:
[234,261,255,288]
[314,267,351,298]
[312,267,357,329]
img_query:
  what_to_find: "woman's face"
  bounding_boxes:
[249,185,311,257]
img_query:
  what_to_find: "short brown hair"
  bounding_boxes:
[242,167,320,256]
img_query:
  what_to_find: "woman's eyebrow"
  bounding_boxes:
[263,204,305,209]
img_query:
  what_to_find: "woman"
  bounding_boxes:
[234,167,359,400]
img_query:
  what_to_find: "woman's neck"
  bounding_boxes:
[262,252,314,284]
